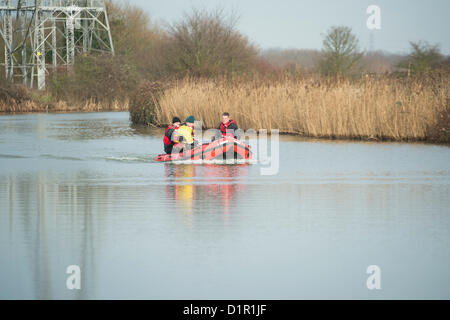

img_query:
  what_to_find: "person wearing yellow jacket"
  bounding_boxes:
[172,115,196,153]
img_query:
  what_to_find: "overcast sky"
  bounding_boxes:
[128,0,450,54]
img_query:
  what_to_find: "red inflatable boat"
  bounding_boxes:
[155,136,252,162]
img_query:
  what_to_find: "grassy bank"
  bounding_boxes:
[0,84,128,114]
[143,74,449,143]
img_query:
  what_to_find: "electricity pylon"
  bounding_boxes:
[0,0,114,90]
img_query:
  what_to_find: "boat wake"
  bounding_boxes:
[103,156,156,163]
[162,159,257,165]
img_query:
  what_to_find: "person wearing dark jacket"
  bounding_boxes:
[163,117,181,154]
[218,112,239,139]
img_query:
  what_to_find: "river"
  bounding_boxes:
[0,111,449,299]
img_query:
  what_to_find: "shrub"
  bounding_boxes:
[129,81,167,125]
[48,54,139,105]
[426,102,450,143]
[398,41,444,74]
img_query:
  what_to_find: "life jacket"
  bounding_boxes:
[163,124,179,146]
[174,124,194,144]
[219,119,238,137]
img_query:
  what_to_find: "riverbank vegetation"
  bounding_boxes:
[155,73,448,142]
[1,1,449,143]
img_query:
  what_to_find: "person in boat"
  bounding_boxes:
[172,115,196,153]
[218,112,239,139]
[163,117,181,154]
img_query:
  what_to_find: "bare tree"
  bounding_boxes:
[166,7,258,77]
[319,26,363,77]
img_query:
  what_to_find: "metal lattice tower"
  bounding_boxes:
[0,0,114,90]
[369,31,375,52]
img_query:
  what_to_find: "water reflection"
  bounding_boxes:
[164,164,249,216]
[1,112,450,299]
[1,164,252,299]
[1,172,111,299]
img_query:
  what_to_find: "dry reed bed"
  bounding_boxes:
[157,76,448,141]
[0,98,129,114]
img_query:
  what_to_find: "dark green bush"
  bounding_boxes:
[129,81,167,125]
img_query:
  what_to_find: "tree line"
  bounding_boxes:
[1,0,449,107]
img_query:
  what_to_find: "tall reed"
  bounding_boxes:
[156,74,448,141]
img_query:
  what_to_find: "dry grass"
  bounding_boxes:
[0,99,128,114]
[0,99,128,113]
[156,75,449,141]
[0,84,129,113]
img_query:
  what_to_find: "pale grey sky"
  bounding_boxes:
[128,0,450,54]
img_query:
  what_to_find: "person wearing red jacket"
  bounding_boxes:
[218,112,239,138]
[163,117,181,154]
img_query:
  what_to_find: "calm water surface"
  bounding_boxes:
[0,112,449,299]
